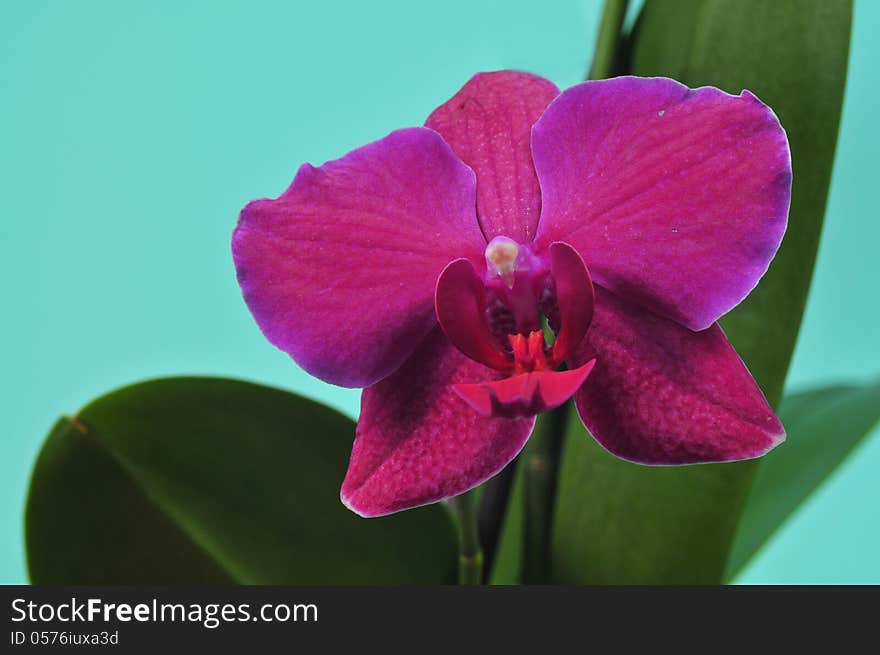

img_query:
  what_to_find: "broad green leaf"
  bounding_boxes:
[550,0,852,583]
[726,382,880,580]
[26,377,457,584]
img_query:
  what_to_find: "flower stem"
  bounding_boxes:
[451,489,483,585]
[522,404,569,583]
[477,457,518,583]
[588,0,630,80]
[520,0,631,584]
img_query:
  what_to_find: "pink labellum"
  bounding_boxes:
[454,358,595,418]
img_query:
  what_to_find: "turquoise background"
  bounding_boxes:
[2,0,877,584]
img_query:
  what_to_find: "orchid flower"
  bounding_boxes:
[232,71,791,517]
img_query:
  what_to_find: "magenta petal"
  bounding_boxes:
[533,77,791,330]
[435,258,512,372]
[232,127,486,388]
[454,359,595,419]
[547,241,594,365]
[426,71,560,243]
[341,328,536,517]
[571,287,785,465]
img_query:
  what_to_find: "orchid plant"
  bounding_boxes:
[25,0,866,586]
[232,72,791,521]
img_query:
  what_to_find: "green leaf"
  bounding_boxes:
[26,377,457,584]
[550,0,852,583]
[725,382,880,580]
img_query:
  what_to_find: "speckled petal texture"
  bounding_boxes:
[426,71,560,243]
[571,287,784,465]
[532,76,791,330]
[342,327,536,517]
[232,127,486,388]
